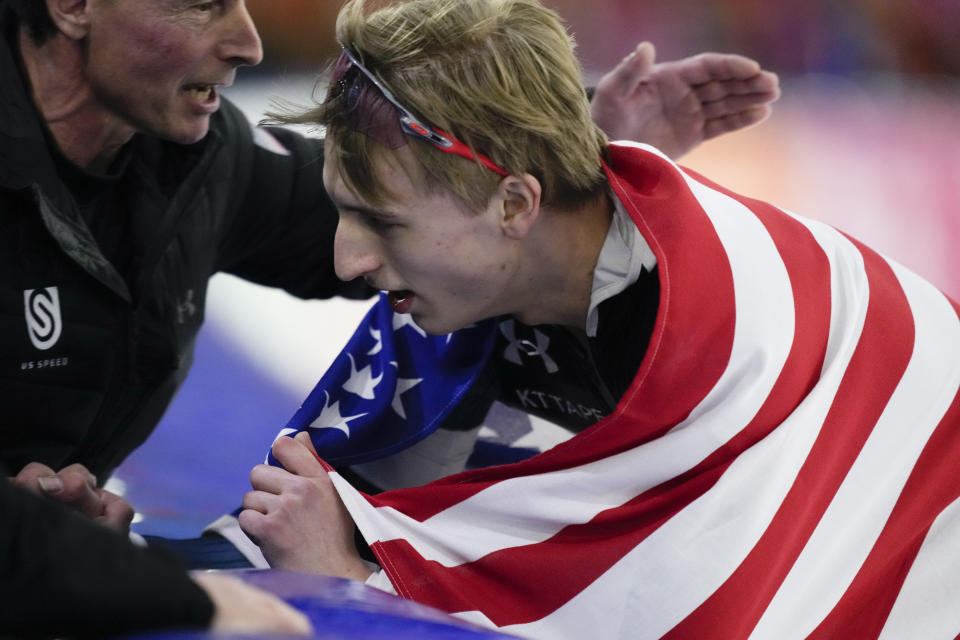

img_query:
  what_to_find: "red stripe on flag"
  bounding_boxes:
[666,235,915,639]
[807,296,960,639]
[600,149,736,445]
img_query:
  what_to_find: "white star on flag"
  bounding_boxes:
[308,391,367,437]
[391,376,423,419]
[343,354,383,400]
[367,327,383,355]
[393,312,427,338]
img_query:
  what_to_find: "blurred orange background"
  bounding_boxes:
[248,0,960,78]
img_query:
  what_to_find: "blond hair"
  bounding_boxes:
[277,0,608,211]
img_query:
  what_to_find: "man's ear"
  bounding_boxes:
[46,0,91,40]
[496,174,542,239]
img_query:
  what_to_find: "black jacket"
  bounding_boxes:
[490,272,658,431]
[0,6,367,479]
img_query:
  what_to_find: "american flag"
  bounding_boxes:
[284,143,960,639]
[267,293,496,467]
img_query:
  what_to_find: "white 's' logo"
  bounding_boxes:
[24,287,62,351]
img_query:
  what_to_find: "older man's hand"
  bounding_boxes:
[591,41,781,159]
[12,461,134,532]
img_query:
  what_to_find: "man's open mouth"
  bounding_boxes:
[387,290,415,314]
[185,84,215,102]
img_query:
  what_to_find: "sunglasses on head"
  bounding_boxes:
[339,45,509,176]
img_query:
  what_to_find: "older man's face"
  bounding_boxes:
[82,0,263,144]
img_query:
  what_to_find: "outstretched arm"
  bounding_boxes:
[590,42,781,159]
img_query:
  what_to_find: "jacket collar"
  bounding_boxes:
[585,192,657,337]
[0,12,135,299]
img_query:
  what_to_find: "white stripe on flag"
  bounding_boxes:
[665,172,796,439]
[783,212,867,378]
[750,262,960,639]
[878,495,960,640]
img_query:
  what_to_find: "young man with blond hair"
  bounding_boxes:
[241,0,960,637]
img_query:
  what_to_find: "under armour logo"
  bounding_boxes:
[500,319,559,373]
[24,287,62,351]
[177,289,197,324]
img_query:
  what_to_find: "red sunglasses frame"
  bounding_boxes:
[339,45,509,176]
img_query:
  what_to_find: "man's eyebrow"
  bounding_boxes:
[327,192,398,218]
[330,194,399,220]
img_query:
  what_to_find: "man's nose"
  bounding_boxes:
[334,219,382,283]
[217,1,264,67]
